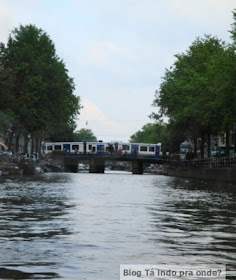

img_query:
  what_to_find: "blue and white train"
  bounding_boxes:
[42,141,162,158]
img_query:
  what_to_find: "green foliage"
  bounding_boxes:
[73,128,97,142]
[230,9,236,45]
[130,123,163,143]
[151,33,236,156]
[154,36,225,131]
[47,128,97,142]
[0,24,81,144]
[130,122,186,153]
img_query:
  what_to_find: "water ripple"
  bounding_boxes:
[0,173,235,279]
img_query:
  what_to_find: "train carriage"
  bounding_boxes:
[42,141,162,158]
[129,143,161,158]
[42,142,84,154]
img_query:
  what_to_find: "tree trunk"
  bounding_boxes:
[207,132,211,158]
[24,133,28,154]
[15,134,20,153]
[194,137,197,158]
[38,138,42,156]
[36,137,40,156]
[225,130,230,157]
[8,131,14,151]
[200,131,205,159]
[31,134,35,154]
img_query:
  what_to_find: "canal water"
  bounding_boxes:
[0,172,235,280]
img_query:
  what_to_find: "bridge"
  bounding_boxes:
[52,151,165,174]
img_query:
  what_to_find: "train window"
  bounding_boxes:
[54,145,62,150]
[149,146,155,152]
[140,146,148,152]
[122,145,130,151]
[72,145,79,150]
[88,144,92,150]
[47,145,53,151]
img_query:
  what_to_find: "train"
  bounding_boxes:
[42,141,162,158]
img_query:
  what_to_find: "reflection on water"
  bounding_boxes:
[0,173,235,279]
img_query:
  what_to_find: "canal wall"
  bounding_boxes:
[164,163,236,184]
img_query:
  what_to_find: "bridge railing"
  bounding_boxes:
[62,151,162,160]
[168,156,236,169]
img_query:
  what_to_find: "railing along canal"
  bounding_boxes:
[168,156,236,169]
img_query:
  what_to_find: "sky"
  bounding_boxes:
[0,0,235,142]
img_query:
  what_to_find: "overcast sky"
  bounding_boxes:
[0,0,235,142]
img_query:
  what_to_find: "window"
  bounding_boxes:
[149,146,155,152]
[122,145,130,151]
[47,145,53,151]
[140,146,148,152]
[54,145,62,150]
[88,145,92,150]
[72,145,79,150]
[97,146,104,152]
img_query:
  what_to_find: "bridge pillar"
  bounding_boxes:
[132,160,143,174]
[89,158,105,173]
[64,157,78,173]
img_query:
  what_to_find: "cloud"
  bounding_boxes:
[102,42,121,53]
[19,0,38,6]
[77,98,129,141]
[89,41,121,64]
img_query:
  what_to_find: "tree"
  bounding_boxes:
[73,128,97,142]
[204,44,236,155]
[0,24,81,153]
[130,123,160,143]
[130,122,186,154]
[152,36,228,157]
[132,10,236,158]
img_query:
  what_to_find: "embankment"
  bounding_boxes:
[164,165,236,183]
